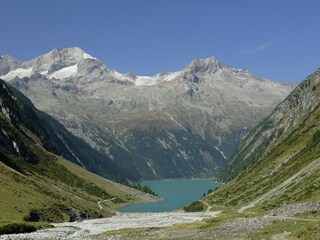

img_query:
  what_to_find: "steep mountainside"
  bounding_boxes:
[0,48,295,179]
[0,77,137,181]
[0,78,153,227]
[221,68,320,181]
[205,68,320,211]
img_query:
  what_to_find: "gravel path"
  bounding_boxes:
[97,197,117,210]
[198,200,212,212]
[0,211,221,240]
[271,231,291,240]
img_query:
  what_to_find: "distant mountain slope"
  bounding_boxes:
[0,78,152,226]
[0,78,137,181]
[205,68,320,211]
[220,68,320,181]
[0,48,295,179]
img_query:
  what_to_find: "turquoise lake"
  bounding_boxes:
[120,178,221,212]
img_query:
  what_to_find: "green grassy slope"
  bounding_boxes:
[0,154,142,226]
[220,69,320,182]
[0,79,148,230]
[207,105,320,210]
[0,135,144,229]
[202,68,320,212]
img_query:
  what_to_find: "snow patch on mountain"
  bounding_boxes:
[135,71,182,86]
[83,52,96,60]
[146,160,158,176]
[214,146,227,160]
[0,47,98,81]
[48,65,78,79]
[109,71,133,83]
[1,68,33,81]
[135,76,158,86]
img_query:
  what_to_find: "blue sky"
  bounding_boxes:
[1,0,319,82]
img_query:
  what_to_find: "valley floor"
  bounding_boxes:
[98,201,320,240]
[1,201,319,240]
[0,211,220,240]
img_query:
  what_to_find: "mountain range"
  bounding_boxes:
[0,47,295,179]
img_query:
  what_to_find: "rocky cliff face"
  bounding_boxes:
[0,47,295,179]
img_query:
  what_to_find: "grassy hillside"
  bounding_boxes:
[0,154,147,229]
[220,69,320,182]
[0,79,153,233]
[206,104,320,210]
[0,122,148,231]
[202,68,320,212]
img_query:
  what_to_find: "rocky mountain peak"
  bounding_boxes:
[29,47,96,73]
[0,54,18,61]
[0,55,21,76]
[187,56,222,74]
[49,47,94,58]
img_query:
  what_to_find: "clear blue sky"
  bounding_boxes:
[1,0,319,82]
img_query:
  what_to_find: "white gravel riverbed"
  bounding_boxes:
[0,211,220,240]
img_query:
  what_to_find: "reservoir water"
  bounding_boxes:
[120,178,221,212]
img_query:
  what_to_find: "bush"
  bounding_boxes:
[184,201,206,212]
[111,197,125,204]
[312,130,320,144]
[0,223,37,235]
[119,180,158,196]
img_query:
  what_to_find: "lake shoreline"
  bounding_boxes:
[138,177,222,182]
[119,178,221,212]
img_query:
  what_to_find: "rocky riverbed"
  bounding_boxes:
[0,211,221,240]
[96,201,320,240]
[1,201,319,240]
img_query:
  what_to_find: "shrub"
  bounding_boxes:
[118,180,158,196]
[0,223,36,235]
[184,201,206,212]
[312,130,320,144]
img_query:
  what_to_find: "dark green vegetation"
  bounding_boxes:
[0,79,146,231]
[120,180,158,196]
[183,201,206,212]
[0,223,37,235]
[125,128,226,179]
[0,222,53,235]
